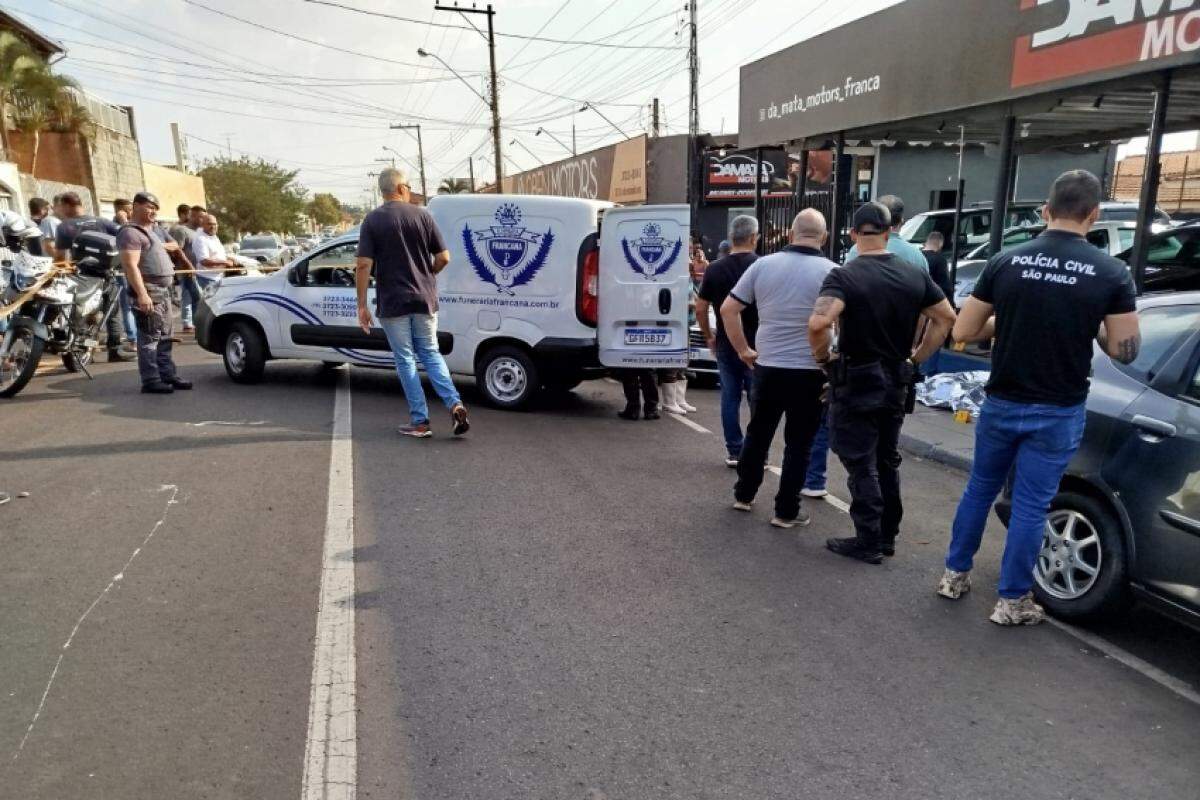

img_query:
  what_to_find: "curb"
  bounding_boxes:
[898,432,973,473]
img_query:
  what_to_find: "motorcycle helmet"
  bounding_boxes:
[0,210,42,252]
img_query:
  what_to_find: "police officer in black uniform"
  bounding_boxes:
[808,202,957,563]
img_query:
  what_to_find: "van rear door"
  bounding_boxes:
[597,204,690,369]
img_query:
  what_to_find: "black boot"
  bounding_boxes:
[617,405,640,420]
[141,381,175,394]
[107,349,132,363]
[643,404,660,420]
[825,537,883,565]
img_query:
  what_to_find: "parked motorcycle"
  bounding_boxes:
[0,220,123,399]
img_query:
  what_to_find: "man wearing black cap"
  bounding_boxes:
[117,191,192,393]
[808,202,956,563]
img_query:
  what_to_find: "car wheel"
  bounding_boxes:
[223,321,267,384]
[476,345,538,410]
[1033,491,1131,621]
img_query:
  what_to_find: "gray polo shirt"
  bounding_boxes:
[728,244,834,370]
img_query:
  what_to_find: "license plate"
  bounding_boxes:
[624,328,671,346]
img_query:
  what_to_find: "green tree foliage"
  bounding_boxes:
[306,192,342,227]
[438,177,472,194]
[198,156,308,237]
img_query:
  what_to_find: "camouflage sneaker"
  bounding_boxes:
[989,593,1046,626]
[936,569,972,600]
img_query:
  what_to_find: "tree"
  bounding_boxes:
[13,70,92,175]
[306,192,342,227]
[438,177,472,195]
[0,36,47,158]
[198,156,308,238]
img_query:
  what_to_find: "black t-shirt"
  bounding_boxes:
[973,229,1136,406]
[356,201,448,317]
[923,249,954,303]
[54,215,120,254]
[819,253,945,364]
[697,251,759,349]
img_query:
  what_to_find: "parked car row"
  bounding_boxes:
[950,218,1196,304]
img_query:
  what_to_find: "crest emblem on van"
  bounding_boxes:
[463,203,554,295]
[622,222,682,280]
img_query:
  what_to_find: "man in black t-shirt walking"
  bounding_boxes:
[356,168,469,438]
[809,203,956,564]
[939,170,1140,626]
[696,214,759,466]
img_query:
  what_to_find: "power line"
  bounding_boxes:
[299,0,684,50]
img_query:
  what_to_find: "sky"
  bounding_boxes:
[5,0,902,208]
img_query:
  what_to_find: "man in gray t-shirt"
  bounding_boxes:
[719,209,837,527]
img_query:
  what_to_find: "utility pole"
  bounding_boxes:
[468,157,476,193]
[687,1,699,225]
[651,98,661,138]
[390,123,427,204]
[435,3,502,192]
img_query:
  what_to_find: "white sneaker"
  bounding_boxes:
[732,500,752,512]
[724,457,739,468]
[989,592,1046,626]
[770,509,811,529]
[936,568,972,600]
[801,487,828,498]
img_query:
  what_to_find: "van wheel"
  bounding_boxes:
[223,321,266,384]
[476,345,538,409]
[1032,492,1131,621]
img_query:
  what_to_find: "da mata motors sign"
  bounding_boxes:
[739,0,1200,148]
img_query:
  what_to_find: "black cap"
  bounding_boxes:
[133,191,160,209]
[852,201,891,234]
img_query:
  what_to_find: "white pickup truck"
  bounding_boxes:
[195,195,692,409]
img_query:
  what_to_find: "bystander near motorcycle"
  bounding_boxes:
[0,221,123,398]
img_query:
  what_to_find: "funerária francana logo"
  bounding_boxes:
[463,203,555,295]
[621,222,682,280]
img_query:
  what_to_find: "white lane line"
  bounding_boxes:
[1046,618,1200,707]
[668,412,711,434]
[11,484,181,762]
[301,370,357,800]
[764,465,851,512]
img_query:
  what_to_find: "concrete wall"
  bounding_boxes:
[89,127,145,214]
[646,135,689,205]
[875,144,1115,215]
[142,162,206,217]
[18,173,96,215]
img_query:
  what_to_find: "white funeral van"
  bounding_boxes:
[195,195,692,409]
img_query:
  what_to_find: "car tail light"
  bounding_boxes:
[576,242,599,327]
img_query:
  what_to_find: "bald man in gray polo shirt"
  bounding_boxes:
[720,209,836,529]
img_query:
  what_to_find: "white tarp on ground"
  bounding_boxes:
[916,371,990,419]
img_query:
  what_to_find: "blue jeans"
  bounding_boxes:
[116,275,137,341]
[378,313,461,426]
[180,276,201,327]
[945,395,1087,598]
[715,345,753,457]
[805,410,829,490]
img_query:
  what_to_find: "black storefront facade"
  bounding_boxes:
[737,0,1200,290]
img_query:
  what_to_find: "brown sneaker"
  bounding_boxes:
[451,404,470,436]
[398,423,432,438]
[989,592,1046,626]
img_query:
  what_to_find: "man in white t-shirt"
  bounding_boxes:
[190,214,235,286]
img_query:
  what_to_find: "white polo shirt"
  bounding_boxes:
[191,230,228,280]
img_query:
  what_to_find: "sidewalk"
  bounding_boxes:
[899,404,975,472]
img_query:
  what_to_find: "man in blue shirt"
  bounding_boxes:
[845,195,928,272]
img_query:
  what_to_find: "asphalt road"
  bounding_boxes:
[3,338,1199,799]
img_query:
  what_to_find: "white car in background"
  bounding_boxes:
[951,221,1145,306]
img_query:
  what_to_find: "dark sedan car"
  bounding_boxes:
[1114,221,1200,293]
[997,291,1200,630]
